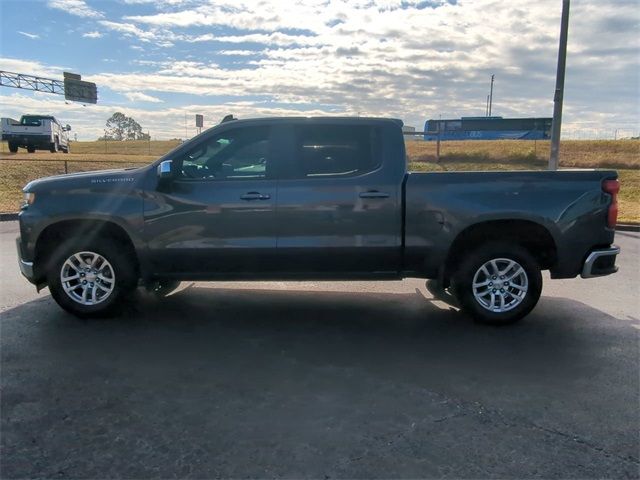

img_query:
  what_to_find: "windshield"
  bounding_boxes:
[20,116,52,126]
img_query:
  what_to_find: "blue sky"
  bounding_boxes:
[1,0,638,140]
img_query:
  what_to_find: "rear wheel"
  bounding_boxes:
[8,142,18,153]
[27,146,35,153]
[451,242,542,325]
[47,239,137,317]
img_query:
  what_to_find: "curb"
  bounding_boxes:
[616,223,640,232]
[0,213,19,222]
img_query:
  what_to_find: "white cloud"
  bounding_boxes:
[189,32,322,47]
[17,31,40,40]
[0,57,66,77]
[82,31,103,38]
[47,0,103,18]
[0,92,339,140]
[98,20,176,47]
[120,0,192,4]
[98,20,157,42]
[218,50,258,56]
[124,92,164,103]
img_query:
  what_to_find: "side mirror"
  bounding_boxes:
[65,124,71,131]
[157,160,174,180]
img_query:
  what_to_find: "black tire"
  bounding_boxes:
[8,142,18,153]
[451,242,542,325]
[27,146,35,153]
[47,239,137,318]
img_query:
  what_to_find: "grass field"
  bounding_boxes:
[1,139,638,222]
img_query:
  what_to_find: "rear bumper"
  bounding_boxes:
[581,246,620,278]
[2,133,51,147]
[16,237,36,283]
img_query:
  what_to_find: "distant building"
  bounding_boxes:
[402,125,416,133]
[424,117,552,141]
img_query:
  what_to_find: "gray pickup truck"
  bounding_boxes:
[16,117,620,324]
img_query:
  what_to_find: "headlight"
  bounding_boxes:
[22,192,35,208]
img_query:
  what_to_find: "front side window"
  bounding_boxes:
[293,125,377,178]
[177,126,270,180]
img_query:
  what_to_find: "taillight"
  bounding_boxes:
[602,179,620,229]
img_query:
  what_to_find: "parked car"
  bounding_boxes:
[16,117,620,324]
[1,115,70,153]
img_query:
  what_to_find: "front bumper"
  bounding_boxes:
[581,246,620,278]
[16,237,35,283]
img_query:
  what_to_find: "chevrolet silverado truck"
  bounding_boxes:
[1,115,71,153]
[16,117,620,324]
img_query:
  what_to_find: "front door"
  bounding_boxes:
[143,125,278,275]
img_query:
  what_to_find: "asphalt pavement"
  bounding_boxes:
[1,221,639,479]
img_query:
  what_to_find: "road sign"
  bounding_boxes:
[195,114,203,128]
[63,72,97,104]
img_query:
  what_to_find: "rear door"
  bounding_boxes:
[275,121,403,275]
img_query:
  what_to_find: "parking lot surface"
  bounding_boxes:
[1,221,639,478]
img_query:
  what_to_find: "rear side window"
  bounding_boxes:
[293,125,378,178]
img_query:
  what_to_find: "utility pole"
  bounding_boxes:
[486,95,490,117]
[549,0,570,170]
[488,74,495,116]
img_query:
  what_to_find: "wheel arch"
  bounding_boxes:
[443,219,558,282]
[34,219,140,283]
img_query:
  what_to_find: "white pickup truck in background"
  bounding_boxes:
[1,115,71,153]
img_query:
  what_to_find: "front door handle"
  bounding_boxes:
[359,191,390,199]
[240,192,270,200]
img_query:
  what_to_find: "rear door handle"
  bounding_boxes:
[240,192,270,200]
[359,191,390,199]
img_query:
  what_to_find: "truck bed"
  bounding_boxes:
[404,169,617,278]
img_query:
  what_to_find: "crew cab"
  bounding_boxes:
[16,117,620,324]
[2,115,71,153]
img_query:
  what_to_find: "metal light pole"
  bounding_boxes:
[488,74,495,116]
[486,95,490,117]
[549,0,570,170]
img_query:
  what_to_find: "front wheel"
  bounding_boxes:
[47,240,137,317]
[451,243,542,325]
[8,142,18,153]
